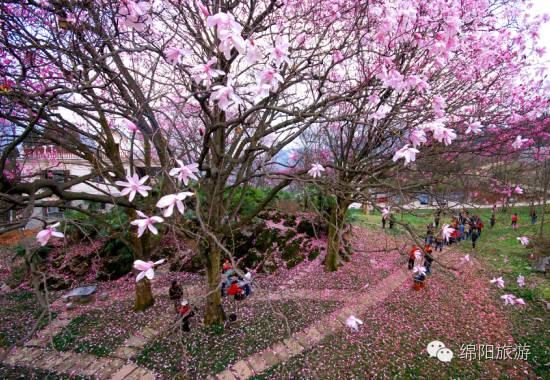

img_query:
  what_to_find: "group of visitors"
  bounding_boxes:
[425,210,485,250]
[167,259,253,332]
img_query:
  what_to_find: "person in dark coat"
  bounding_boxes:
[169,280,183,314]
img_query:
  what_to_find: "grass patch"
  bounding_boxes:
[0,364,90,380]
[350,204,550,377]
[53,297,170,357]
[0,290,57,348]
[135,299,343,379]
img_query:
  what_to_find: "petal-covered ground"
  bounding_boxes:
[0,290,58,348]
[254,247,536,379]
[135,299,343,379]
[254,226,404,292]
[52,296,172,357]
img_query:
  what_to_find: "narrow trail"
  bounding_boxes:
[210,248,447,380]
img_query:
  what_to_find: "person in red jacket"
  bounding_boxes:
[408,245,420,270]
[511,213,518,229]
[222,259,233,272]
[227,280,246,300]
[477,219,484,237]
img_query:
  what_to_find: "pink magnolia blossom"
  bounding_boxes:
[514,186,523,194]
[368,94,380,105]
[192,58,225,88]
[218,30,246,59]
[345,315,363,331]
[164,46,192,65]
[156,192,194,217]
[466,122,483,134]
[133,259,165,282]
[206,12,242,37]
[251,82,271,104]
[490,276,505,288]
[501,294,526,306]
[512,135,529,149]
[517,275,525,287]
[308,163,325,178]
[115,174,152,202]
[392,144,419,165]
[432,95,447,117]
[270,38,290,67]
[369,105,390,121]
[410,129,427,147]
[517,236,529,246]
[127,121,139,132]
[169,161,199,185]
[258,68,283,91]
[500,294,516,305]
[210,77,242,111]
[459,255,470,265]
[130,211,164,237]
[117,0,151,31]
[430,123,457,146]
[441,224,454,242]
[120,0,150,18]
[36,222,64,246]
[196,1,209,17]
[332,50,344,63]
[245,38,263,65]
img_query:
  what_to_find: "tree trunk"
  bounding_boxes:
[129,229,156,311]
[203,239,226,325]
[325,197,350,272]
[540,160,549,238]
[134,278,154,311]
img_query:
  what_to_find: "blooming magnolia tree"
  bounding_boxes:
[0,0,384,322]
[290,0,550,270]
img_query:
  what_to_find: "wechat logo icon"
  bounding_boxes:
[427,340,454,362]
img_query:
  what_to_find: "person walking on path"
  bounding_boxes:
[477,218,484,237]
[530,208,537,225]
[471,226,479,249]
[435,232,444,252]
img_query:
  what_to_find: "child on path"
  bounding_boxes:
[178,299,195,332]
[408,245,420,270]
[511,213,518,229]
